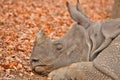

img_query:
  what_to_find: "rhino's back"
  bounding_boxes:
[93,34,120,80]
[102,18,120,36]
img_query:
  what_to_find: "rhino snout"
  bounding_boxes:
[30,56,55,74]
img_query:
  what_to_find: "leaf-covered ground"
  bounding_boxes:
[0,0,113,80]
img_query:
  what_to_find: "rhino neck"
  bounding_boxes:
[87,22,105,61]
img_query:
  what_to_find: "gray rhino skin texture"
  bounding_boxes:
[30,1,120,80]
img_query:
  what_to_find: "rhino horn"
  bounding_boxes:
[66,2,92,29]
[36,30,50,45]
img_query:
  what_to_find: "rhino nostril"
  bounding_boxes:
[39,65,47,67]
[32,58,39,62]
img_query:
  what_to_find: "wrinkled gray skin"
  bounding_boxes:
[30,0,120,80]
[30,23,90,75]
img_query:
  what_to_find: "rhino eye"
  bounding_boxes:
[56,43,63,50]
[54,42,63,51]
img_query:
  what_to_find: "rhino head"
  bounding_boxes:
[30,1,92,75]
[30,25,90,75]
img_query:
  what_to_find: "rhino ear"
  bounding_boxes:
[76,0,88,18]
[66,2,91,28]
[35,30,50,45]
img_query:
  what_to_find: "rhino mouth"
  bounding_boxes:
[33,65,53,76]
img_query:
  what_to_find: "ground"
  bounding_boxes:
[0,0,113,80]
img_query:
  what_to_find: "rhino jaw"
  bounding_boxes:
[33,65,54,75]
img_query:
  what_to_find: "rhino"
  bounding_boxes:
[30,0,120,80]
